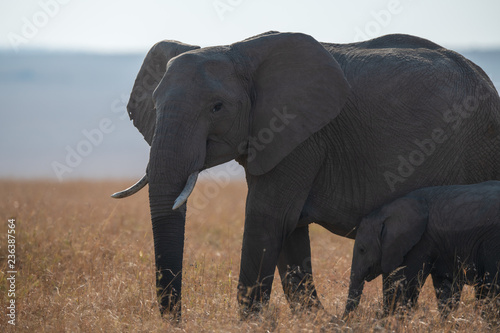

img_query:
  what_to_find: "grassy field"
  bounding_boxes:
[0,180,495,332]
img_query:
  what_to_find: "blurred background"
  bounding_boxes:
[1,0,499,181]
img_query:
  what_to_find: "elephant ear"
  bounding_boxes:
[231,32,351,175]
[380,197,429,274]
[127,40,200,145]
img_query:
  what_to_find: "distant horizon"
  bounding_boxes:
[2,39,500,56]
[1,48,499,181]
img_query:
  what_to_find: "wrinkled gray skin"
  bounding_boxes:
[114,31,500,318]
[344,181,500,318]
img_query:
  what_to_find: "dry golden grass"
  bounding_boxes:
[0,180,496,332]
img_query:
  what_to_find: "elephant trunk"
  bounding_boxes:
[149,182,187,317]
[147,112,204,318]
[343,273,365,320]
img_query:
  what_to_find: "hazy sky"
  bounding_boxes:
[1,0,500,53]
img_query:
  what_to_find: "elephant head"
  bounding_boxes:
[344,196,428,318]
[113,32,350,317]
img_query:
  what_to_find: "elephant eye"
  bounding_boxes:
[212,102,223,113]
[359,246,366,255]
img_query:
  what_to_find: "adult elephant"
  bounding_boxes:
[112,31,500,318]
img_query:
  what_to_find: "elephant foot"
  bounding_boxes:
[282,265,324,314]
[287,294,323,316]
[342,309,355,322]
[238,303,267,321]
[237,284,271,320]
[157,293,182,322]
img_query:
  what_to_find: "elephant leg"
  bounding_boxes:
[382,273,399,315]
[237,212,283,317]
[383,268,428,315]
[237,180,317,317]
[277,225,323,313]
[432,275,462,316]
[237,141,325,318]
[383,271,409,315]
[403,271,429,311]
[402,263,431,312]
[383,253,431,316]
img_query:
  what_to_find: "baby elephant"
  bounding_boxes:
[344,181,500,319]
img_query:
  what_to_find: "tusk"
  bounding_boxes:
[111,174,148,198]
[172,171,199,210]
